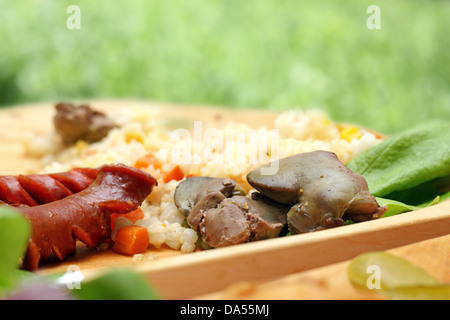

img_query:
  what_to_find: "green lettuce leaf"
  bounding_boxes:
[0,206,30,294]
[347,120,450,210]
[347,120,450,202]
[72,268,159,300]
[376,195,440,218]
[348,251,449,300]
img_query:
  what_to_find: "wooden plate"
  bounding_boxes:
[197,234,450,300]
[0,101,448,299]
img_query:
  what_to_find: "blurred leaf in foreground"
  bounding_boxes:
[0,206,30,295]
[72,268,160,300]
[348,252,449,300]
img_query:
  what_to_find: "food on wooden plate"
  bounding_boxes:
[174,176,289,248]
[2,101,449,302]
[0,167,99,206]
[6,164,158,270]
[247,150,387,234]
[20,102,385,257]
[172,150,384,248]
[53,102,118,144]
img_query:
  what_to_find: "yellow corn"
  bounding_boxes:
[75,139,88,153]
[125,129,144,144]
[340,126,362,142]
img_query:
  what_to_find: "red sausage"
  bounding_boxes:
[17,175,73,204]
[16,164,158,271]
[0,168,100,206]
[49,169,97,193]
[0,176,39,206]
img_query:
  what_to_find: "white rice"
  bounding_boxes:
[23,105,381,254]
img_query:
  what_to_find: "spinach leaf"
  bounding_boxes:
[347,120,450,204]
[0,206,30,294]
[376,196,440,218]
[439,190,450,202]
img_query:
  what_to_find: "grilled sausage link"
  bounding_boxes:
[0,168,100,206]
[10,164,157,271]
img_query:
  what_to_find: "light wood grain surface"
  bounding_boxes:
[0,101,448,299]
[197,234,450,300]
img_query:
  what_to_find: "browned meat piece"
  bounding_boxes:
[200,193,288,248]
[246,150,387,234]
[0,168,100,206]
[12,164,158,270]
[174,176,288,248]
[53,102,118,144]
[174,176,237,217]
[201,197,251,247]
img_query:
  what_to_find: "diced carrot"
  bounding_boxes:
[135,153,185,183]
[112,225,149,256]
[134,153,162,170]
[110,208,144,232]
[163,165,184,183]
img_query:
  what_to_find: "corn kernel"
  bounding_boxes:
[340,126,362,142]
[75,140,88,152]
[125,129,144,144]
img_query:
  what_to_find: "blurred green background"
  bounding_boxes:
[1,0,449,134]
